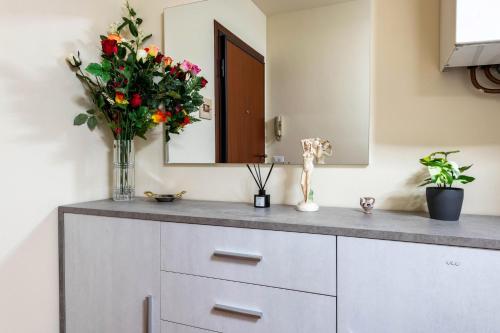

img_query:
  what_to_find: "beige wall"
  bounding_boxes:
[266,0,370,164]
[0,0,122,331]
[1,0,500,331]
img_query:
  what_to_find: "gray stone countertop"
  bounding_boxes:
[59,199,500,250]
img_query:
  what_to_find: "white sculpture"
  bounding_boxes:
[297,138,333,212]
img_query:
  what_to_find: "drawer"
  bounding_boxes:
[161,223,336,295]
[162,321,218,333]
[161,272,336,333]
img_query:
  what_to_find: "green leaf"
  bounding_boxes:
[74,113,88,126]
[459,165,473,173]
[101,59,112,71]
[85,63,102,76]
[97,95,105,108]
[458,175,476,184]
[117,21,128,31]
[118,46,127,59]
[167,91,182,99]
[87,116,98,131]
[85,62,110,82]
[142,34,152,43]
[86,109,96,115]
[129,22,138,37]
[136,18,143,25]
[100,35,107,41]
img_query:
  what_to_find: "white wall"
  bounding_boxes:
[2,0,500,332]
[0,0,121,332]
[266,0,370,164]
[164,0,266,163]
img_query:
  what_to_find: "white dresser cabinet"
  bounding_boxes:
[62,214,161,333]
[60,201,500,333]
[162,272,336,333]
[337,237,500,333]
[160,223,337,333]
[161,222,337,295]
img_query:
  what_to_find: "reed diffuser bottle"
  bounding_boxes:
[247,164,274,208]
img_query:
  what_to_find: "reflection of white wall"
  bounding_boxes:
[266,0,370,165]
[164,0,267,163]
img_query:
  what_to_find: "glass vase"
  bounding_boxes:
[113,140,135,201]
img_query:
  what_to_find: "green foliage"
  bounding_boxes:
[87,116,98,131]
[74,113,88,126]
[68,1,207,141]
[419,151,475,188]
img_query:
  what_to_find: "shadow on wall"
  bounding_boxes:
[384,168,428,212]
[373,0,500,147]
[0,1,127,332]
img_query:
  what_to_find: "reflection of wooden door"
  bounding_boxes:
[226,40,265,163]
[215,20,265,164]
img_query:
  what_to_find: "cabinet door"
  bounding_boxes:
[338,237,500,333]
[62,214,161,333]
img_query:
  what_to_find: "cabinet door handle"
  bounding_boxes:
[213,303,263,319]
[213,250,262,262]
[147,295,153,333]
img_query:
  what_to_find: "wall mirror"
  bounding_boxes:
[163,0,370,165]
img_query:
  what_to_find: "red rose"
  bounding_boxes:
[200,77,208,88]
[130,93,142,108]
[101,39,118,56]
[169,67,177,75]
[155,53,164,64]
[182,116,191,126]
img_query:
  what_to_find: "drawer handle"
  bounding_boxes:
[147,295,153,333]
[213,303,263,319]
[213,250,262,262]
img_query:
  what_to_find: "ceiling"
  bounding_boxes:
[251,0,352,16]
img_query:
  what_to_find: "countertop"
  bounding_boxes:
[59,199,500,250]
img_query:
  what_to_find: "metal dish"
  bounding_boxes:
[144,191,186,202]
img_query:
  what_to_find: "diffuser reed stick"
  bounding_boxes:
[246,163,275,192]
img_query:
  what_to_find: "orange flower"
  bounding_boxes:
[147,45,159,57]
[107,34,122,43]
[163,56,173,67]
[115,92,128,105]
[152,110,167,123]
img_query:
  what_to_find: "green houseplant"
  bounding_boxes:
[419,151,475,221]
[67,2,206,201]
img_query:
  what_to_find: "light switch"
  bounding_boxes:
[273,156,285,163]
[199,98,212,120]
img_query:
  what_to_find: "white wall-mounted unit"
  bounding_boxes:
[441,0,500,71]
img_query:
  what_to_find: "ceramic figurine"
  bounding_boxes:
[360,197,376,214]
[297,138,333,212]
[314,138,333,165]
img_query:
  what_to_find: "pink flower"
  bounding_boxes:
[190,64,201,76]
[180,60,192,72]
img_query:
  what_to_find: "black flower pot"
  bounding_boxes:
[426,187,464,221]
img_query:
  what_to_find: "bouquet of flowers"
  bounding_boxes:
[67,2,207,142]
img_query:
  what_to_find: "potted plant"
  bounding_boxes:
[419,151,475,221]
[66,2,207,201]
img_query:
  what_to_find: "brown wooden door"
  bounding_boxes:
[225,40,265,163]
